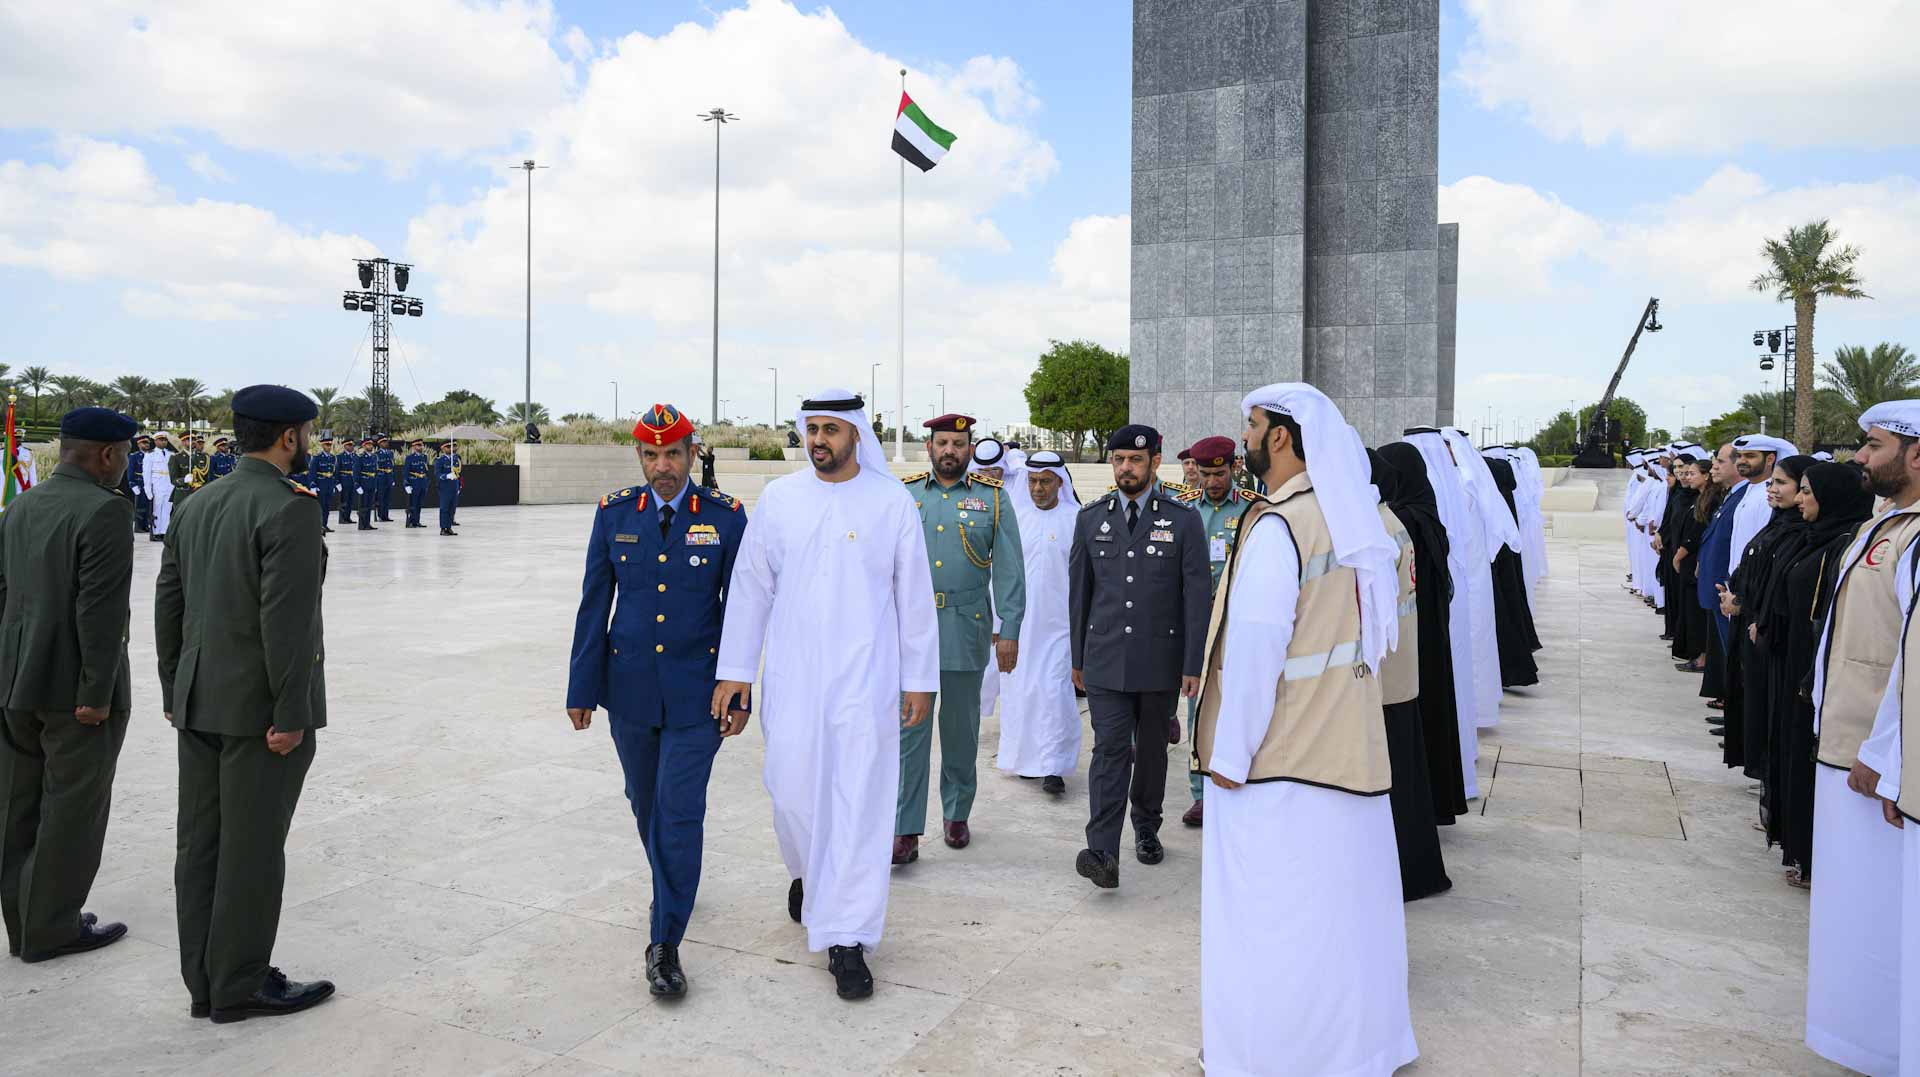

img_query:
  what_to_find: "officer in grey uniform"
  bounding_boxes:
[1068,424,1210,889]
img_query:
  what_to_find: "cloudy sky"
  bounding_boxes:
[4,0,1918,441]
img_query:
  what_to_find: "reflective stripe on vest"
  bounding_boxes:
[1282,639,1361,681]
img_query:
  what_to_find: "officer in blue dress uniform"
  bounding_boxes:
[129,435,151,532]
[565,403,749,1000]
[335,439,355,527]
[353,438,378,531]
[208,438,237,482]
[310,437,338,533]
[401,439,430,528]
[373,436,396,522]
[435,442,461,535]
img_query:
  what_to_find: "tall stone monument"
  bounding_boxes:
[1130,0,1455,448]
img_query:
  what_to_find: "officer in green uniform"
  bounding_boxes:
[169,433,210,507]
[0,407,137,963]
[1176,435,1252,827]
[893,413,1026,864]
[156,385,335,1024]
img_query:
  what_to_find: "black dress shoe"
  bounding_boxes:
[1041,775,1065,795]
[827,945,873,1000]
[209,967,335,1023]
[646,942,687,999]
[788,878,804,923]
[440,528,455,536]
[1075,848,1119,889]
[20,919,127,963]
[1659,633,1674,641]
[1136,834,1166,865]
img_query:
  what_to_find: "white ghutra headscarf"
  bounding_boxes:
[795,388,893,480]
[1022,449,1079,509]
[1240,383,1399,673]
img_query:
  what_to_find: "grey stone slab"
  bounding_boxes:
[1378,0,1412,36]
[1185,90,1217,167]
[1182,316,1216,390]
[1274,231,1305,313]
[1242,156,1274,236]
[1344,179,1377,253]
[1130,96,1155,173]
[1213,314,1245,385]
[1274,76,1306,156]
[1407,324,1439,395]
[1184,240,1215,316]
[1157,318,1188,391]
[1408,93,1439,176]
[1161,240,1190,315]
[1275,311,1305,379]
[1405,172,1439,250]
[1244,81,1276,160]
[1129,391,1158,433]
[1343,324,1376,399]
[1306,111,1345,187]
[1209,6,1248,88]
[1213,84,1244,165]
[1406,246,1439,322]
[1274,154,1305,234]
[1130,319,1158,390]
[1187,164,1218,241]
[1212,161,1244,239]
[1346,250,1378,325]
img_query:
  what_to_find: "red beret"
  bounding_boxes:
[1186,436,1237,469]
[922,413,975,433]
[634,403,694,447]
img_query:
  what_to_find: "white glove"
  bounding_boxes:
[357,487,364,495]
[405,486,412,494]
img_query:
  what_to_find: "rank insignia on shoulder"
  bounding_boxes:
[901,472,929,485]
[287,480,317,498]
[703,487,742,511]
[602,486,641,510]
[1177,487,1201,502]
[971,473,1002,488]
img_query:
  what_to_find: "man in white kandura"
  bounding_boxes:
[1859,509,1918,1075]
[995,449,1081,793]
[1442,426,1518,728]
[1805,403,1919,1074]
[1401,426,1482,797]
[711,389,938,1001]
[1196,383,1416,1076]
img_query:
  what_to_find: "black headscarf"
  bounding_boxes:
[1758,461,1873,629]
[1372,443,1451,599]
[1735,455,1816,623]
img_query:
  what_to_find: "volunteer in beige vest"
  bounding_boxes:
[1802,401,1920,1076]
[1197,383,1414,1077]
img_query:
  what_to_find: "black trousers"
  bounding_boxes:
[1083,686,1177,857]
[0,709,129,956]
[175,728,314,1008]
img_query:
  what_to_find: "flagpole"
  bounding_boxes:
[894,67,906,464]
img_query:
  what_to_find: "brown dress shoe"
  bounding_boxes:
[943,820,970,849]
[1182,800,1204,827]
[891,835,919,865]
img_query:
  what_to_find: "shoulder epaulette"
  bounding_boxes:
[1081,492,1114,512]
[703,487,742,512]
[971,473,1003,489]
[1176,486,1202,503]
[599,486,642,510]
[1160,480,1196,498]
[900,472,929,485]
[286,480,317,499]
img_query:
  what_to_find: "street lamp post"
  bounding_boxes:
[610,381,618,423]
[514,160,547,436]
[767,367,777,428]
[700,108,738,428]
[719,399,730,424]
[1751,325,1797,439]
[870,362,880,414]
[936,384,946,416]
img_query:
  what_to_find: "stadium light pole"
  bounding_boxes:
[514,159,548,434]
[768,367,777,427]
[610,381,618,423]
[700,108,738,427]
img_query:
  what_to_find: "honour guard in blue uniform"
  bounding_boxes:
[334,439,355,527]
[1174,435,1252,827]
[353,438,378,531]
[208,437,237,481]
[892,413,1026,864]
[373,436,396,522]
[435,442,461,535]
[310,437,337,533]
[129,435,152,532]
[566,403,749,999]
[402,439,429,528]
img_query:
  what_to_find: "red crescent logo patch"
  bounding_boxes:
[1866,538,1892,568]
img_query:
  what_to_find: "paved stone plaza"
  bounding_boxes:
[0,506,1851,1075]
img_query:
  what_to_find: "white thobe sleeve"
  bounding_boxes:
[893,502,940,693]
[1859,548,1913,800]
[1210,515,1301,786]
[715,508,776,684]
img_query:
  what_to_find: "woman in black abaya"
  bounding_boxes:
[1370,446,1455,901]
[1483,455,1541,687]
[1760,461,1874,887]
[1722,455,1814,774]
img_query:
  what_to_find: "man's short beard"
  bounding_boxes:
[1244,442,1270,480]
[810,440,854,474]
[932,454,966,480]
[1115,469,1151,495]
[1867,455,1909,499]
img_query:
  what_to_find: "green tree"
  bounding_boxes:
[49,374,94,413]
[1752,219,1869,442]
[111,376,157,425]
[1821,342,1917,416]
[331,395,371,434]
[166,377,209,432]
[310,386,338,431]
[560,412,599,424]
[18,366,51,420]
[1023,339,1128,461]
[506,401,551,425]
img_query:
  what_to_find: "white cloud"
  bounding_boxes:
[1456,0,1920,153]
[1438,176,1602,300]
[185,151,231,183]
[0,0,574,168]
[0,138,370,320]
[406,0,1087,424]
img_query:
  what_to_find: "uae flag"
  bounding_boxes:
[892,92,955,172]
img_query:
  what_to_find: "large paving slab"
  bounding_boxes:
[0,507,1847,1074]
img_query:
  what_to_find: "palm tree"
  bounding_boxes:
[506,401,551,425]
[166,377,209,433]
[49,375,92,413]
[1821,343,1919,417]
[1752,219,1870,442]
[310,387,338,432]
[111,376,156,425]
[18,366,51,421]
